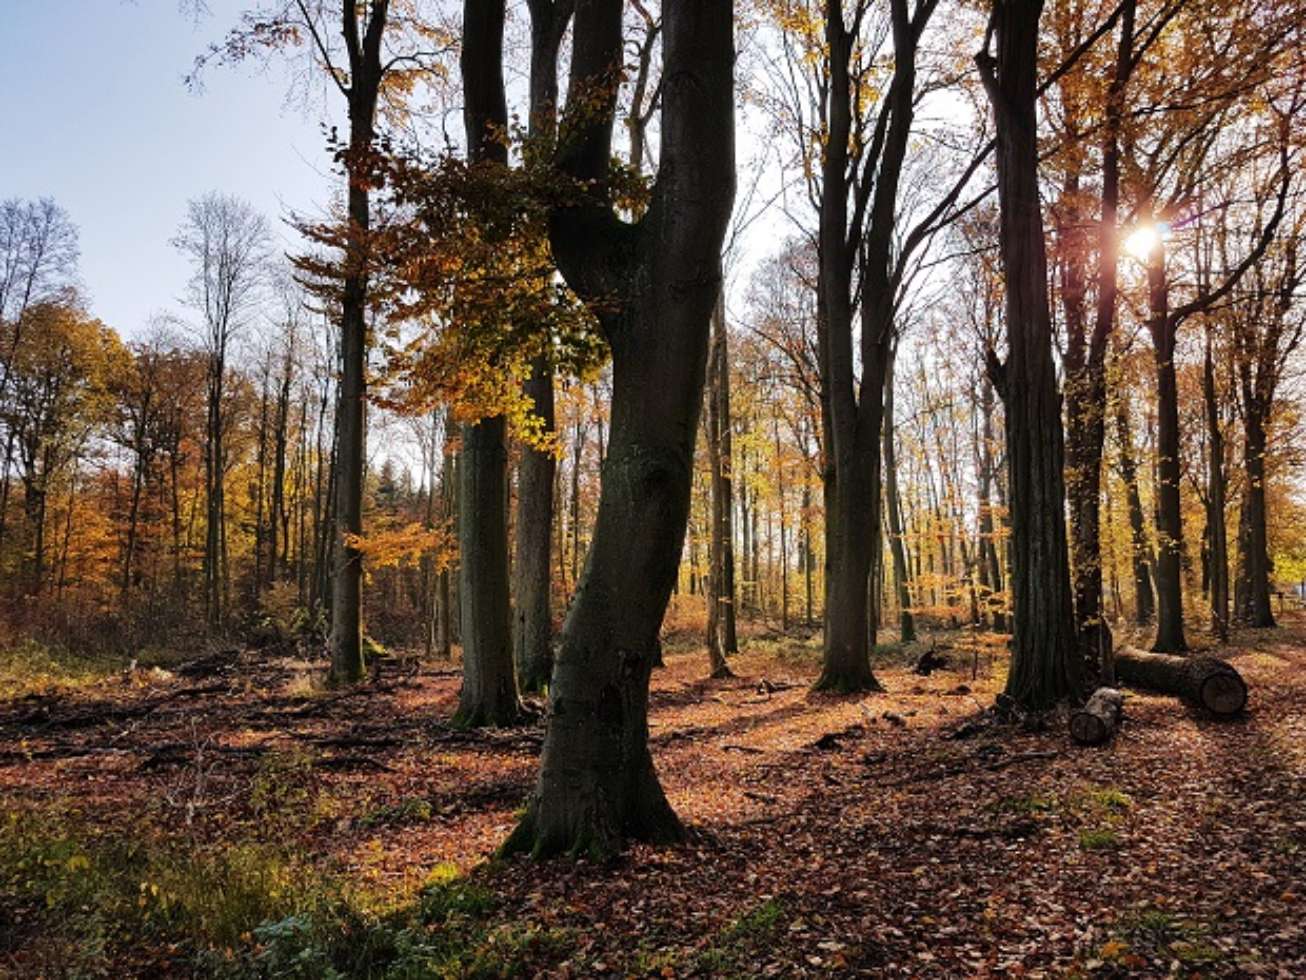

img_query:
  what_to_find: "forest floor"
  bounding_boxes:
[2,612,1305,978]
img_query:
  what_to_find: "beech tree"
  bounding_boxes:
[504,0,735,858]
[454,0,521,728]
[976,0,1081,710]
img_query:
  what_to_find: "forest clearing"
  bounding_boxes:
[3,609,1304,977]
[5,0,1306,976]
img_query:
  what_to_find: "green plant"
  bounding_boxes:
[991,793,1056,816]
[358,797,434,829]
[1078,828,1119,850]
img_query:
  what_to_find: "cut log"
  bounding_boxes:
[1070,687,1125,745]
[1113,647,1247,717]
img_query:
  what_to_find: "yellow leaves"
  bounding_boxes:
[344,520,455,574]
[1099,938,1129,960]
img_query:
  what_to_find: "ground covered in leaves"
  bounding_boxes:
[2,613,1305,978]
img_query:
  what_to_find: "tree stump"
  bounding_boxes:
[1114,646,1247,717]
[1070,687,1124,745]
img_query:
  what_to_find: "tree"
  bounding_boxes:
[976,0,1082,711]
[769,0,938,691]
[1052,0,1135,672]
[450,0,524,727]
[503,0,735,859]
[0,199,80,560]
[193,0,454,681]
[173,193,271,630]
[1233,200,1305,627]
[705,294,739,676]
[4,302,126,595]
[513,0,576,696]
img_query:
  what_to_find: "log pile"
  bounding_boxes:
[1113,646,1247,717]
[1070,687,1125,745]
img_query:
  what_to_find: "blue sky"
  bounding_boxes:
[1,1,338,338]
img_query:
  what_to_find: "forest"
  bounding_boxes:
[2,0,1305,976]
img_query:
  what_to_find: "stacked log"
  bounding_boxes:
[1070,687,1125,745]
[1113,646,1247,717]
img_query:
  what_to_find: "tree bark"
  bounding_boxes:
[977,0,1082,711]
[503,0,735,859]
[457,415,521,725]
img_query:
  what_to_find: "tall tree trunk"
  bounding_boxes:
[775,412,789,632]
[435,446,455,657]
[271,347,293,585]
[1144,234,1188,653]
[329,0,389,686]
[1114,399,1155,624]
[122,447,147,598]
[704,294,737,677]
[883,345,915,642]
[976,376,1006,631]
[977,0,1081,710]
[457,415,521,725]
[1061,0,1132,678]
[813,0,931,692]
[504,0,735,859]
[1236,409,1276,627]
[1203,335,1230,639]
[457,0,522,725]
[511,0,574,693]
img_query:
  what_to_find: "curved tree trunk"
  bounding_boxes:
[503,0,735,859]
